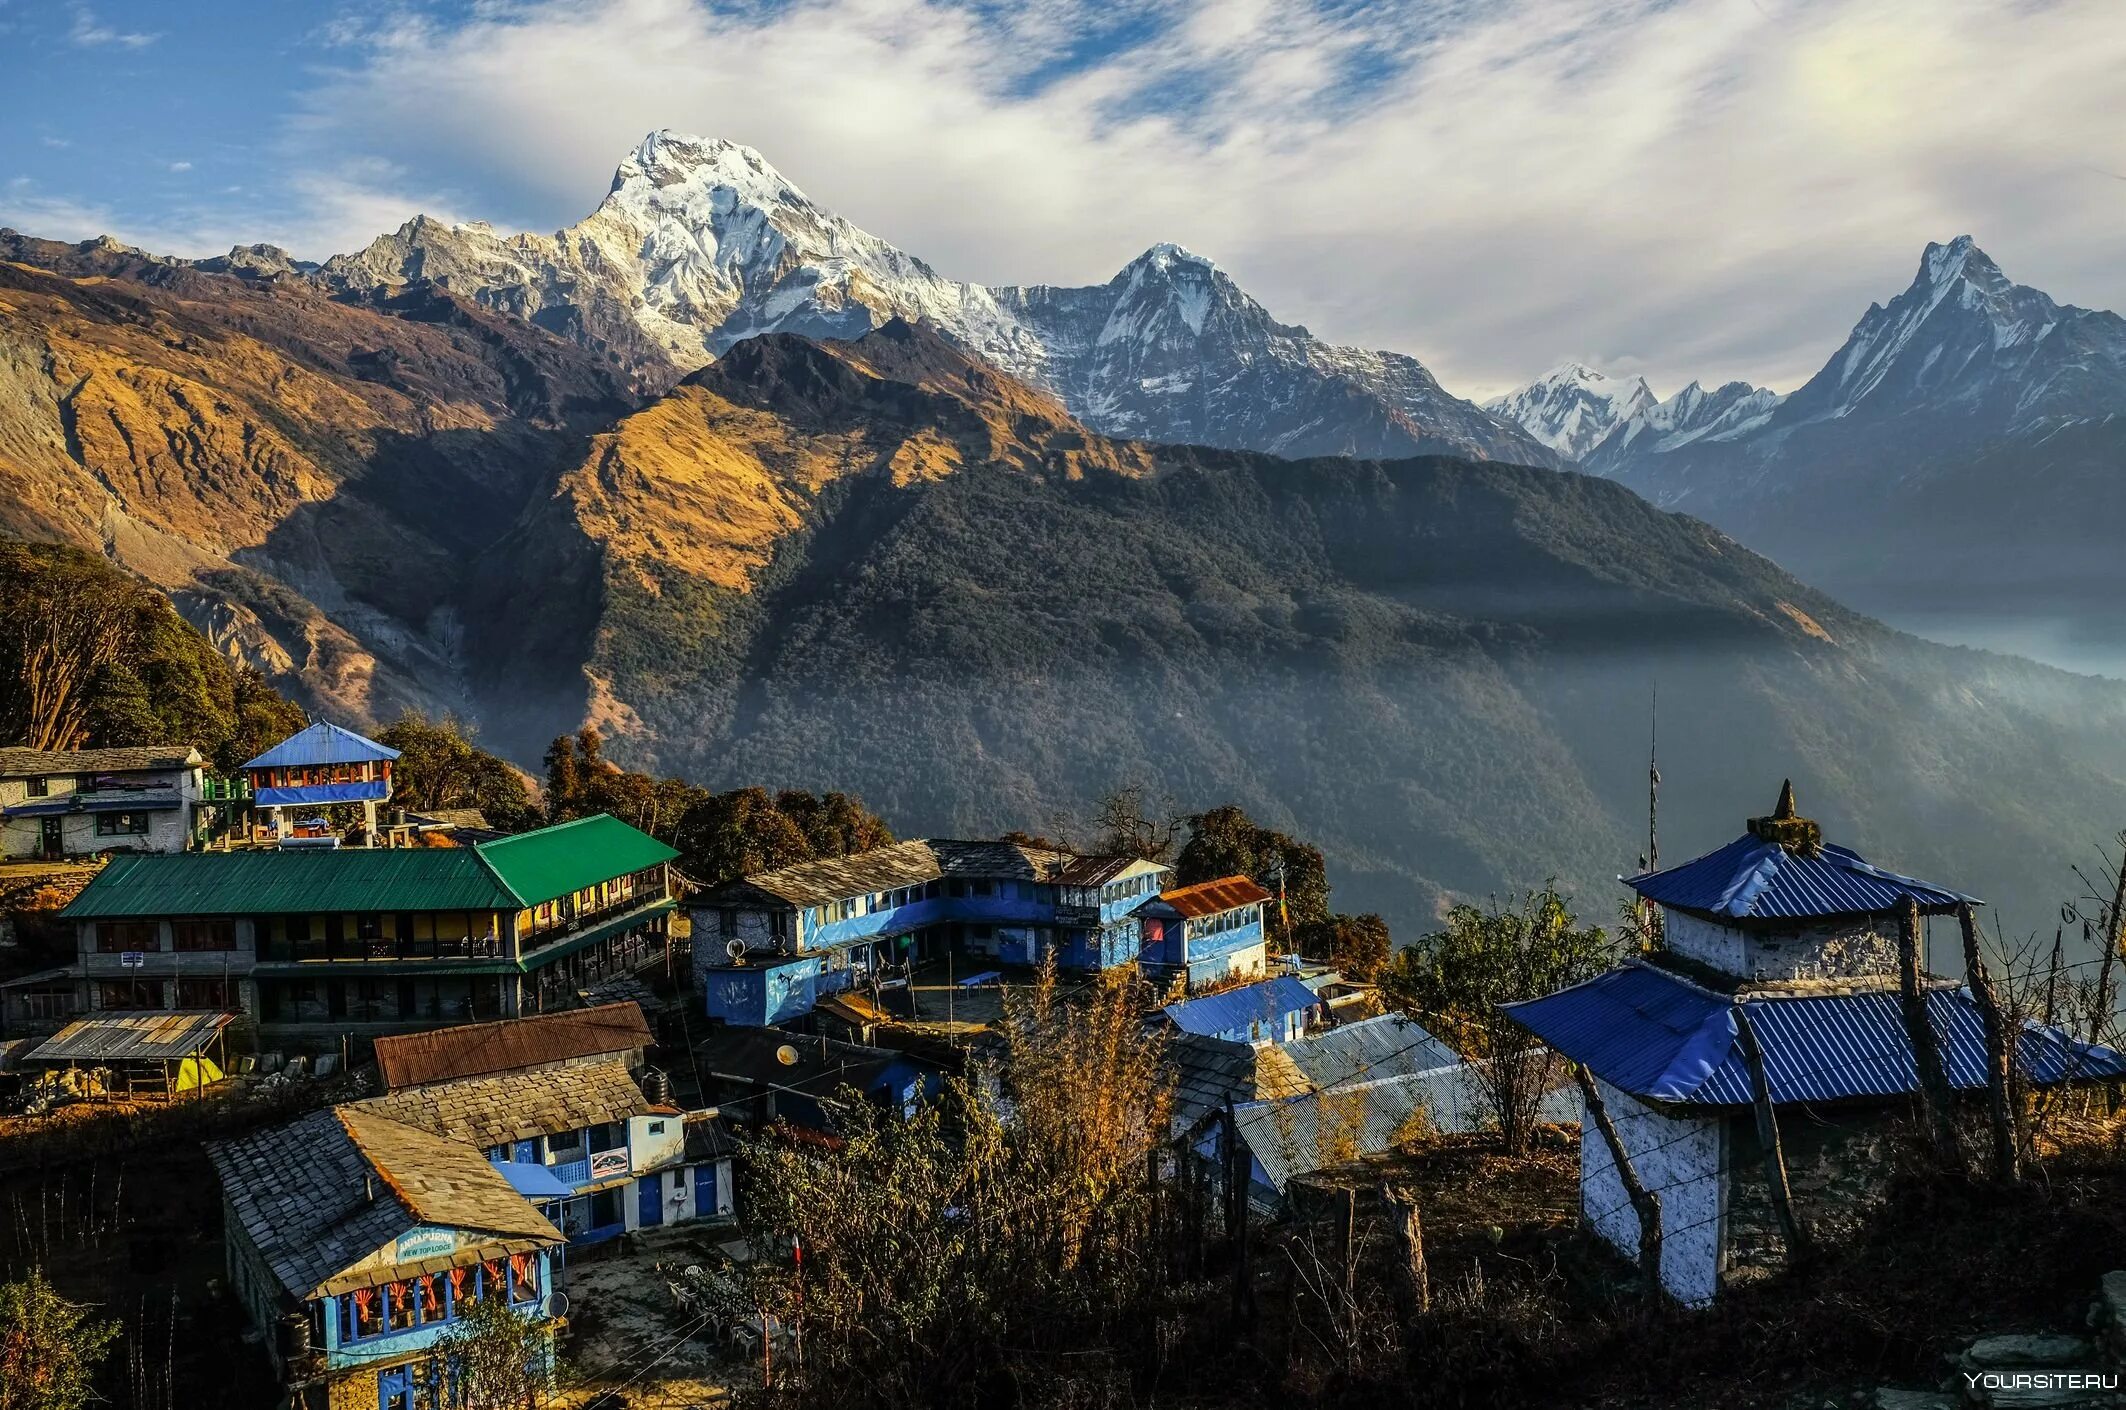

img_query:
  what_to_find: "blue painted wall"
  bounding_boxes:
[703,956,822,1027]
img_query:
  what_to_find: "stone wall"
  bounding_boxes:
[1721,1105,1914,1284]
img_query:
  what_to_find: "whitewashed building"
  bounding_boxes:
[0,746,206,860]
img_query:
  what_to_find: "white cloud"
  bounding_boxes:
[69,4,156,48]
[41,0,2126,397]
[168,160,192,173]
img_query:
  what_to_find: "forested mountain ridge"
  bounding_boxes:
[531,321,2126,932]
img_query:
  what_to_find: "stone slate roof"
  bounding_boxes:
[206,1107,559,1303]
[373,1002,652,1092]
[702,837,1101,909]
[0,746,202,777]
[351,1058,649,1149]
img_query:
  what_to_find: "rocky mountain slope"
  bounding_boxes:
[1493,239,2126,651]
[321,131,1556,467]
[531,319,2126,930]
[1482,362,1657,461]
[0,231,631,726]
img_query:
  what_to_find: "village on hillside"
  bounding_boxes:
[0,719,2124,1410]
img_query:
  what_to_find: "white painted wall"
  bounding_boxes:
[1579,1076,1725,1307]
[1663,909,1898,983]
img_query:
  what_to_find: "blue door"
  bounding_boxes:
[377,1365,415,1410]
[512,1139,538,1164]
[637,1176,663,1229]
[695,1165,714,1219]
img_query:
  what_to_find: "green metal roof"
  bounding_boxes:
[62,814,675,919]
[474,814,677,907]
[62,849,520,919]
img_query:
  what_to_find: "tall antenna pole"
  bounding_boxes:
[1646,683,1660,876]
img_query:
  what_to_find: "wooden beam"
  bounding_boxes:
[1574,1067,1664,1290]
[1958,903,2021,1184]
[1732,1006,1810,1263]
[1897,898,1964,1170]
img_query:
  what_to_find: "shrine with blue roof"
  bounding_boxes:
[1504,782,2126,1308]
[242,721,400,846]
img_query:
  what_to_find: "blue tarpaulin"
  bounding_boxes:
[494,1160,577,1199]
[256,781,392,807]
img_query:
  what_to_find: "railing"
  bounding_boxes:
[200,777,252,802]
[548,1158,591,1186]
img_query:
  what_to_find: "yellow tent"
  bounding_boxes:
[174,1056,224,1092]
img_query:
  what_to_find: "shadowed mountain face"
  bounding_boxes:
[541,320,2126,934]
[3,235,2123,937]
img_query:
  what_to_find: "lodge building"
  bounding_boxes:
[21,813,678,1045]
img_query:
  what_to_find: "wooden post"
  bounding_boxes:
[1958,903,2021,1184]
[1897,899,1963,1170]
[1732,1006,1810,1263]
[1340,1186,1357,1307]
[1378,1182,1429,1315]
[1574,1067,1663,1289]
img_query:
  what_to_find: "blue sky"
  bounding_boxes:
[3,0,2122,398]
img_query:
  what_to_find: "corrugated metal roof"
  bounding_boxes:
[28,1010,232,1062]
[1159,875,1273,919]
[476,814,675,906]
[1254,1014,1462,1100]
[1163,975,1320,1038]
[0,746,201,776]
[1502,961,2126,1107]
[243,721,399,770]
[1627,835,1975,921]
[62,847,520,918]
[373,1002,653,1091]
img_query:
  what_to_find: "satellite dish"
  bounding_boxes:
[775,1044,800,1067]
[726,938,747,962]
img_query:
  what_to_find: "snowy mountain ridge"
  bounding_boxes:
[319,130,1556,467]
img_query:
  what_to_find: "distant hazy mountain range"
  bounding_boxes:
[1484,238,2126,667]
[5,134,2126,933]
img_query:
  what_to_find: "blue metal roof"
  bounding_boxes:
[1626,834,1975,921]
[243,721,399,770]
[1163,976,1320,1039]
[1503,962,2126,1107]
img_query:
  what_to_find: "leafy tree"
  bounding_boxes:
[1295,911,1393,984]
[1381,886,1616,1154]
[777,789,895,858]
[0,541,307,765]
[433,1292,549,1410]
[0,1269,119,1410]
[675,787,814,883]
[1177,804,1331,947]
[378,714,539,831]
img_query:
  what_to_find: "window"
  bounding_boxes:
[95,920,159,953]
[98,979,163,1010]
[587,1122,626,1154]
[26,776,48,798]
[95,812,151,837]
[175,976,232,1009]
[173,919,235,951]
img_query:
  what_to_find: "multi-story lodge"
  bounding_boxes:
[30,813,677,1046]
[0,745,210,860]
[692,837,1275,1025]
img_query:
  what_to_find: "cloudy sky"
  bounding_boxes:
[2,0,2120,398]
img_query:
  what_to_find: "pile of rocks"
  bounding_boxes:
[1863,1272,2126,1410]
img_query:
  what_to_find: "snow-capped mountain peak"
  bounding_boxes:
[319,130,1559,466]
[1779,235,2126,429]
[1484,361,1657,461]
